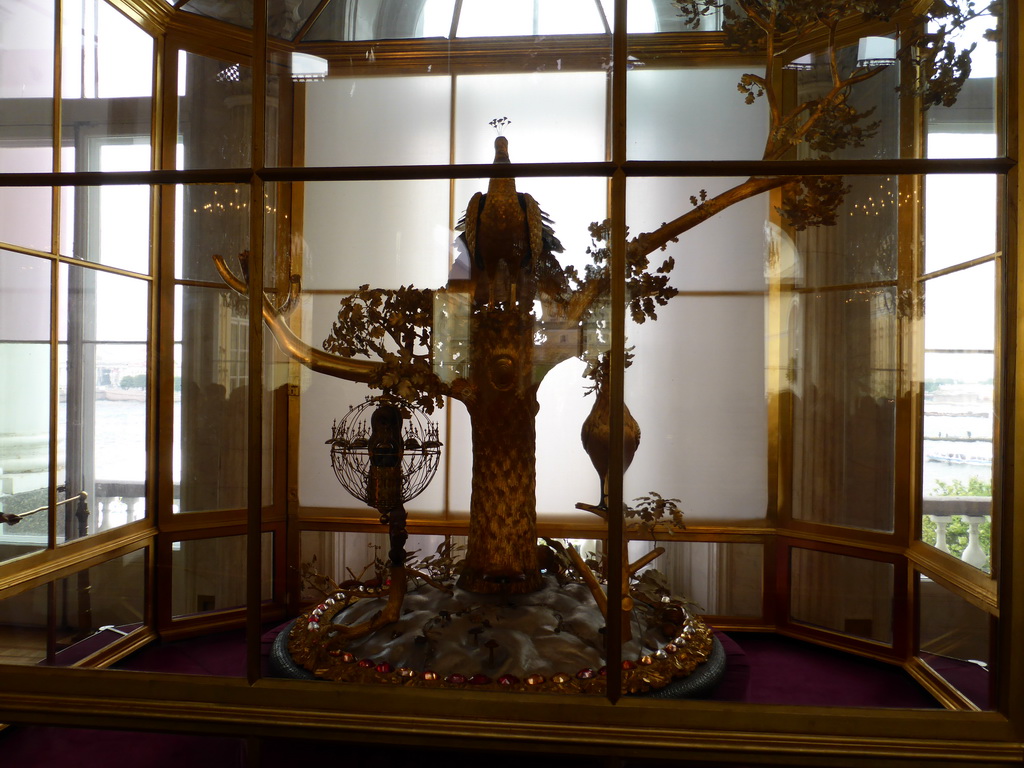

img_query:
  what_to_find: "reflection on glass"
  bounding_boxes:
[177,52,252,171]
[171,533,273,620]
[921,264,994,571]
[59,181,152,273]
[617,0,726,32]
[0,251,51,561]
[61,0,152,173]
[0,0,54,210]
[58,264,149,540]
[926,9,999,154]
[305,0,456,41]
[0,548,146,666]
[62,0,152,99]
[181,0,328,39]
[919,572,993,709]
[176,185,250,282]
[781,173,903,533]
[629,540,762,617]
[790,288,897,532]
[0,54,54,246]
[790,548,893,644]
[300,530,437,602]
[174,285,248,513]
[0,581,48,665]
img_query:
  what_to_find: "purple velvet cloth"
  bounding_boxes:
[0,629,946,767]
[709,630,751,701]
[735,633,941,708]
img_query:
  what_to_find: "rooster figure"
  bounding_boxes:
[461,134,549,309]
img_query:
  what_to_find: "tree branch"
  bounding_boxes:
[627,175,789,261]
[213,253,381,384]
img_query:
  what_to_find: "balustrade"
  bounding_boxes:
[923,496,991,571]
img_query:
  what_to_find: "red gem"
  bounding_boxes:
[376,662,393,674]
[621,660,636,670]
[498,674,519,686]
[446,673,466,684]
[598,666,607,677]
[341,652,356,663]
[576,668,595,680]
[468,674,491,685]
[358,658,375,668]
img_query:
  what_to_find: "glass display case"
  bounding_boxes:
[0,0,1019,764]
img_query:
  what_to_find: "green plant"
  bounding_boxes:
[922,475,991,570]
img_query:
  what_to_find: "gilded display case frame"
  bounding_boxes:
[0,0,1022,765]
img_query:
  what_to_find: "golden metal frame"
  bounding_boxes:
[0,0,1022,764]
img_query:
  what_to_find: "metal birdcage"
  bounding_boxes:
[327,396,442,506]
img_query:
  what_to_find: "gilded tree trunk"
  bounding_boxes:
[457,307,543,594]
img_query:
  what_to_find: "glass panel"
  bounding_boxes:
[0,0,54,103]
[171,532,274,619]
[918,572,993,709]
[59,182,152,273]
[924,172,998,275]
[305,0,457,41]
[628,68,769,162]
[920,264,994,571]
[0,250,50,561]
[789,287,897,531]
[925,9,999,154]
[457,0,606,37]
[58,264,149,539]
[627,4,1000,163]
[62,0,152,100]
[180,0,252,30]
[299,530,442,602]
[781,174,904,533]
[174,285,249,513]
[0,178,51,253]
[176,184,250,281]
[301,77,451,168]
[61,0,152,173]
[267,0,323,40]
[0,0,54,236]
[51,548,147,665]
[621,171,768,522]
[0,548,146,667]
[0,581,48,665]
[790,548,894,644]
[295,172,606,519]
[621,0,726,32]
[177,52,252,171]
[628,540,762,617]
[455,73,606,165]
[625,296,768,522]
